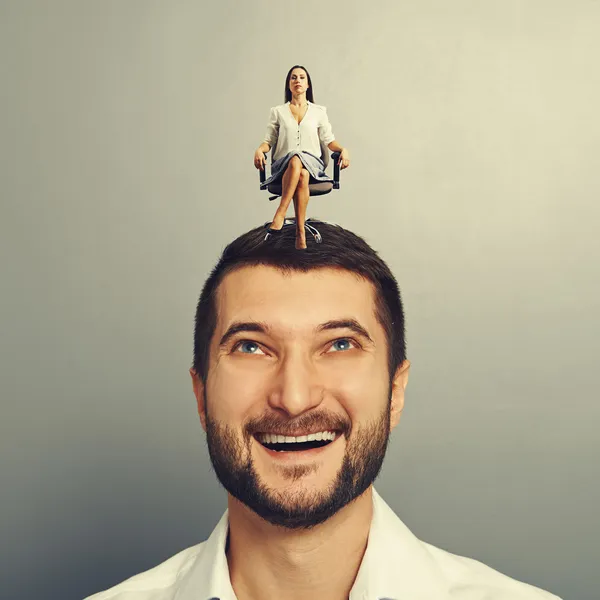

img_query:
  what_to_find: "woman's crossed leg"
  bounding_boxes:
[270,156,311,248]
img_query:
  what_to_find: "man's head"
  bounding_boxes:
[190,221,409,529]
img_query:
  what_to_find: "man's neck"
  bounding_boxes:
[226,487,374,600]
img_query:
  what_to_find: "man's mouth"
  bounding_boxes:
[254,430,338,452]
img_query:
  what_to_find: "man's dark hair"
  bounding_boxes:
[193,220,406,383]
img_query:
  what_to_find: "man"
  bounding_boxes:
[87,220,560,600]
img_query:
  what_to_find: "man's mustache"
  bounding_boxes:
[244,411,351,438]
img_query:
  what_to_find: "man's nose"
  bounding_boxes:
[267,351,325,417]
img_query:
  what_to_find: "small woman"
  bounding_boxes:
[254,65,350,249]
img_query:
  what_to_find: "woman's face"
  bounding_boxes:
[289,68,309,97]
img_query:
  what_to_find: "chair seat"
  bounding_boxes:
[267,182,333,198]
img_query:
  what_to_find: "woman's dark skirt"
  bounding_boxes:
[260,150,334,189]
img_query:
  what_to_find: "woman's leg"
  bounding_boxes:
[294,169,310,249]
[270,156,302,230]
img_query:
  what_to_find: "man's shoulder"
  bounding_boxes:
[83,540,207,600]
[423,541,561,599]
[371,490,560,599]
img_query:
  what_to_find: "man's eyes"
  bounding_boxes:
[233,340,265,355]
[231,338,359,355]
[329,338,358,352]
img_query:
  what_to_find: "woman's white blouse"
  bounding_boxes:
[263,101,335,162]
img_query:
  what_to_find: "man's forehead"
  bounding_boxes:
[215,265,378,328]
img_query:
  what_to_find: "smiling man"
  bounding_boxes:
[86,220,560,600]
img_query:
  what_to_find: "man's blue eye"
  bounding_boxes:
[331,339,353,352]
[238,341,259,353]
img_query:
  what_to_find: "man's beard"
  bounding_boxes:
[204,399,391,530]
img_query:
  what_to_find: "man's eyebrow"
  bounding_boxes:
[316,319,374,343]
[218,318,374,348]
[219,321,270,348]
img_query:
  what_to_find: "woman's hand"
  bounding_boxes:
[254,149,266,170]
[338,148,350,169]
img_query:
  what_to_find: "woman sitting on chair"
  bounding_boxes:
[254,65,350,249]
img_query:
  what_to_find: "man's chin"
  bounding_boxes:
[222,462,374,529]
[258,481,334,510]
[241,487,341,530]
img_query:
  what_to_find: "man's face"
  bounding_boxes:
[191,266,409,529]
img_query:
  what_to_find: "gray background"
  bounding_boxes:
[1,1,598,599]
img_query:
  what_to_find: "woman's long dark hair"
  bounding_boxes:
[284,65,314,103]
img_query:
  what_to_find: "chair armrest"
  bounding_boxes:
[259,152,268,184]
[331,151,341,189]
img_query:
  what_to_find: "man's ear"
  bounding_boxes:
[190,368,207,432]
[389,360,410,431]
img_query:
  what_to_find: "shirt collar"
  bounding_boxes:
[176,488,448,600]
[174,509,236,600]
[350,488,449,600]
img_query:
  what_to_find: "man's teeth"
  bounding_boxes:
[257,431,337,444]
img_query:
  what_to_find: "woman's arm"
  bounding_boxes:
[255,107,279,170]
[319,108,350,169]
[327,141,350,169]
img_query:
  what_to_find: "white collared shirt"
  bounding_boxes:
[85,489,561,600]
[263,101,336,162]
